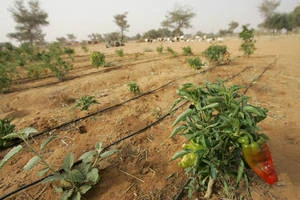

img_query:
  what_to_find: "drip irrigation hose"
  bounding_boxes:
[0,63,256,199]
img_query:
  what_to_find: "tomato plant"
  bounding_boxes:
[202,45,230,66]
[169,81,277,198]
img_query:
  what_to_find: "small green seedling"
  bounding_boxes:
[90,51,105,68]
[127,82,140,94]
[186,56,204,70]
[73,96,99,111]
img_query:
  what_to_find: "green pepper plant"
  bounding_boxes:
[169,80,277,198]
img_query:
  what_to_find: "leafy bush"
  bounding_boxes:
[127,82,140,94]
[73,96,99,111]
[90,51,105,68]
[0,118,15,148]
[182,46,193,56]
[186,56,204,70]
[156,45,163,54]
[239,25,256,57]
[27,63,46,79]
[0,128,117,200]
[115,49,124,57]
[167,47,177,57]
[0,63,14,93]
[203,45,230,66]
[169,81,273,198]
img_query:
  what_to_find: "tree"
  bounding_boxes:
[8,0,49,45]
[228,21,239,33]
[291,6,300,28]
[66,34,77,43]
[103,32,120,42]
[264,13,293,31]
[88,33,103,42]
[113,12,130,44]
[161,6,196,36]
[56,37,67,45]
[258,0,280,18]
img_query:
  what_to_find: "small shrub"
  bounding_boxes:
[0,63,13,93]
[0,128,117,200]
[156,45,163,54]
[115,49,124,57]
[0,118,15,148]
[127,82,140,94]
[186,56,204,70]
[182,46,193,56]
[73,96,99,111]
[167,47,177,57]
[90,51,105,68]
[239,25,256,57]
[27,63,46,79]
[203,45,230,66]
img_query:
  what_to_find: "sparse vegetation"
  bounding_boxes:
[203,45,230,66]
[239,25,256,57]
[167,47,177,57]
[186,56,204,70]
[182,46,193,56]
[127,82,140,94]
[115,49,124,57]
[73,96,99,111]
[90,51,105,68]
[0,118,15,148]
[156,45,164,54]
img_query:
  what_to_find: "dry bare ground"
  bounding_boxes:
[0,35,299,200]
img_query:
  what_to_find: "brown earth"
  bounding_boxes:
[0,35,299,200]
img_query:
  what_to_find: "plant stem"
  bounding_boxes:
[204,176,215,199]
[23,139,56,173]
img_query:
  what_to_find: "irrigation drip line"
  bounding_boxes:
[11,54,168,86]
[173,59,276,200]
[0,64,254,200]
[5,55,172,94]
[2,61,231,151]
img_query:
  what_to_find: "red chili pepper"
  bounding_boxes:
[241,139,278,184]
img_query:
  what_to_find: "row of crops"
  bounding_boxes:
[0,26,278,200]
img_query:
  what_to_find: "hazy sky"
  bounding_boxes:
[0,0,299,43]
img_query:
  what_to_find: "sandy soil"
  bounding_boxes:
[0,35,299,200]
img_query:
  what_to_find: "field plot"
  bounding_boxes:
[0,36,300,199]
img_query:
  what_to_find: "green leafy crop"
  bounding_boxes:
[156,45,164,54]
[182,46,193,56]
[90,51,105,68]
[127,82,140,94]
[203,45,230,66]
[239,25,256,57]
[73,96,99,111]
[0,118,15,148]
[115,49,124,57]
[169,81,269,198]
[186,56,204,70]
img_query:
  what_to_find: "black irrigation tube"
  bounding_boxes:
[0,64,254,200]
[2,61,229,151]
[5,55,175,94]
[11,53,167,86]
[173,59,277,200]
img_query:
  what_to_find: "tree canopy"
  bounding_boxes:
[8,0,49,45]
[258,0,281,18]
[113,12,130,43]
[161,7,196,36]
